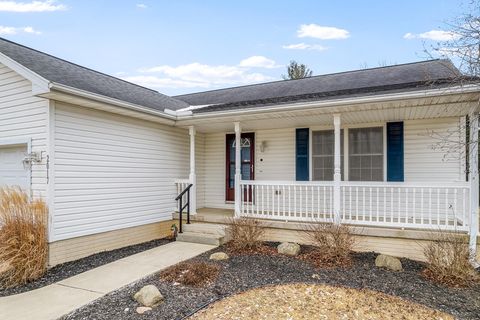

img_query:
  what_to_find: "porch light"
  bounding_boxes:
[260,141,267,152]
[22,151,42,169]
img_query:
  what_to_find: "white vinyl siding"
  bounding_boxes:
[199,118,464,210]
[202,132,228,208]
[0,63,48,197]
[404,117,463,182]
[255,128,296,181]
[52,103,190,241]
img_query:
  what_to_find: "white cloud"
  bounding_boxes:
[0,0,66,12]
[238,55,280,68]
[23,26,41,34]
[136,3,147,9]
[0,25,41,35]
[403,30,460,41]
[282,43,328,51]
[125,59,276,90]
[297,24,350,40]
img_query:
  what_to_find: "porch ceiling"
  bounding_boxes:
[176,92,478,133]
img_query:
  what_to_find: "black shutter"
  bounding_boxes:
[296,128,309,181]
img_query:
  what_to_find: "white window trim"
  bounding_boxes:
[309,123,387,182]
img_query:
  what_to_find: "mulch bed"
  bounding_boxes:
[61,242,480,320]
[0,238,172,297]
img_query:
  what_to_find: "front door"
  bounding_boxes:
[226,133,254,201]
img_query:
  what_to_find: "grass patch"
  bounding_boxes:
[190,283,453,320]
[160,261,220,287]
[0,187,48,289]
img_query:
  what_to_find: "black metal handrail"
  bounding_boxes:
[175,183,193,233]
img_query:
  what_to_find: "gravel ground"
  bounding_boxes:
[0,238,172,297]
[62,244,480,320]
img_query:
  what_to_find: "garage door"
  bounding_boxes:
[0,145,28,189]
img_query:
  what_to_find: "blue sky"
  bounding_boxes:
[0,0,467,95]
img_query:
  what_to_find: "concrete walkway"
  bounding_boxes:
[0,241,215,320]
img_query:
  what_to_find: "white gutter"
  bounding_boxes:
[44,81,480,124]
[49,82,179,121]
[176,84,480,120]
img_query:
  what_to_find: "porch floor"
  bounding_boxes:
[174,208,234,224]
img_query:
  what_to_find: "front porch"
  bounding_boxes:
[174,90,480,257]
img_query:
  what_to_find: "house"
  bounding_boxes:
[0,37,478,266]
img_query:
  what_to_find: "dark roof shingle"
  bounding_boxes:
[0,37,188,112]
[175,60,463,113]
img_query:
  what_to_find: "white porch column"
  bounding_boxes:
[189,126,197,215]
[333,114,342,224]
[234,122,242,217]
[469,112,478,262]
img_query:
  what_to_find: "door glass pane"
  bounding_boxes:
[230,140,235,161]
[241,163,251,180]
[241,144,251,161]
[229,164,235,188]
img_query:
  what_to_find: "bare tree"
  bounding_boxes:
[282,60,313,80]
[422,1,480,172]
[425,1,480,77]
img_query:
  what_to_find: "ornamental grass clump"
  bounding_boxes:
[160,261,220,287]
[226,217,269,254]
[302,222,356,268]
[0,187,48,289]
[422,231,479,287]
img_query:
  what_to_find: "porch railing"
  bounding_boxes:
[239,180,471,231]
[175,179,192,206]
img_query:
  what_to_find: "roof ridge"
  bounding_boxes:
[174,59,449,98]
[0,36,161,94]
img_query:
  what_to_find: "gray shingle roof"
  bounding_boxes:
[174,60,464,113]
[0,37,188,112]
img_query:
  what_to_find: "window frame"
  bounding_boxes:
[308,123,387,182]
[310,129,344,181]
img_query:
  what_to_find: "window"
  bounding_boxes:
[312,130,343,181]
[348,127,383,181]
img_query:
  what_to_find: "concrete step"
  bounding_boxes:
[176,232,226,246]
[182,223,227,236]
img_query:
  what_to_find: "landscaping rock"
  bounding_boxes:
[375,254,403,271]
[133,285,164,307]
[277,242,301,256]
[209,252,229,260]
[136,306,152,314]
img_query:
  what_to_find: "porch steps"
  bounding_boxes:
[176,223,229,246]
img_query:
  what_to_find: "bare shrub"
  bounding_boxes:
[302,222,356,268]
[422,231,479,287]
[226,217,266,253]
[0,187,48,289]
[160,261,220,287]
